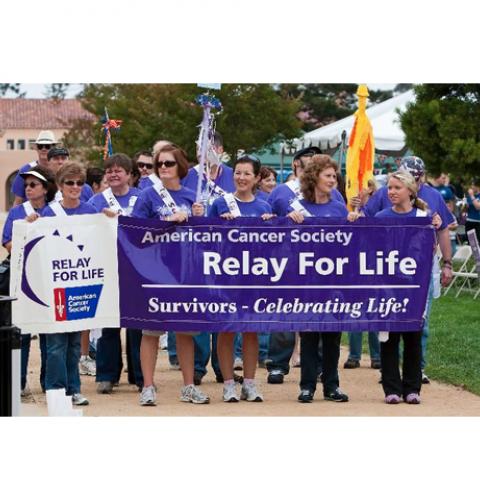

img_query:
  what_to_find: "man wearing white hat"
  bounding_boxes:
[11,130,58,207]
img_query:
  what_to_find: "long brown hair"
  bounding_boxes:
[300,154,339,203]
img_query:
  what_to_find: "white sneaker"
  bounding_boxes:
[180,384,210,404]
[234,357,243,371]
[241,382,264,402]
[72,393,89,406]
[159,333,168,350]
[79,355,96,376]
[223,383,240,402]
[140,385,157,406]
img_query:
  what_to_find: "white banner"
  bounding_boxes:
[10,214,120,334]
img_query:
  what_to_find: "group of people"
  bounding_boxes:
[4,127,464,410]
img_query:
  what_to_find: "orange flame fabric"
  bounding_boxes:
[345,85,375,210]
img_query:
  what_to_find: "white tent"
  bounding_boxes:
[293,89,415,155]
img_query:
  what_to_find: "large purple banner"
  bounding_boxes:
[118,217,435,332]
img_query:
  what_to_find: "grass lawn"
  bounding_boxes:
[342,293,480,395]
[427,294,480,395]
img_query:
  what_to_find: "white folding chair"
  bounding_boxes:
[443,244,473,296]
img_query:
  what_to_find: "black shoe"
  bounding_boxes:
[267,370,284,384]
[343,359,360,369]
[422,371,430,384]
[298,389,314,403]
[193,372,203,386]
[233,373,244,384]
[324,388,349,402]
[215,374,224,383]
[371,360,381,370]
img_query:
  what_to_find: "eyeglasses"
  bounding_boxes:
[24,181,42,189]
[36,144,52,150]
[156,160,177,168]
[137,162,154,170]
[63,180,85,187]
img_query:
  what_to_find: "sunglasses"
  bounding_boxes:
[156,160,177,168]
[36,144,52,150]
[63,180,85,187]
[137,162,154,170]
[24,181,42,189]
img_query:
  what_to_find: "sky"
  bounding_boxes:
[6,83,396,99]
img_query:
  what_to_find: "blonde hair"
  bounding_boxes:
[387,171,428,211]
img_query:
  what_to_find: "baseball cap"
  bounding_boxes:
[47,147,70,161]
[293,146,322,161]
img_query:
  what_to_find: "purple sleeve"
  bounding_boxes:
[11,164,32,199]
[131,191,152,219]
[207,197,227,217]
[80,183,94,203]
[2,211,16,245]
[363,188,387,217]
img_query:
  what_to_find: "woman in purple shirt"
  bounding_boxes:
[287,154,350,404]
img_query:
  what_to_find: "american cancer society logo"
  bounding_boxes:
[22,228,105,322]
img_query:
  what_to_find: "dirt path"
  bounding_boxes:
[20,336,480,416]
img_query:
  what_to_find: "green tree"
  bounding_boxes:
[44,83,70,100]
[0,83,25,97]
[277,84,393,131]
[64,84,302,165]
[400,84,480,177]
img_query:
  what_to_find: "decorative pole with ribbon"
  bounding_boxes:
[194,92,222,203]
[101,107,123,159]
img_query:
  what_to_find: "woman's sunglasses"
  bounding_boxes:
[24,181,42,189]
[156,161,177,168]
[63,180,85,187]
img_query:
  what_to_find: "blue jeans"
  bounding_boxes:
[96,328,143,386]
[21,333,47,390]
[45,332,81,395]
[421,275,434,370]
[347,332,380,362]
[168,331,177,364]
[234,333,270,362]
[258,333,270,362]
[193,332,221,377]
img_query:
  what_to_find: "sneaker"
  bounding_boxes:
[233,373,244,384]
[159,333,168,350]
[370,360,381,370]
[169,362,181,371]
[193,372,203,386]
[241,382,264,402]
[404,393,421,404]
[422,372,430,384]
[140,385,157,406]
[215,374,224,383]
[234,358,243,371]
[180,384,210,404]
[298,389,314,403]
[21,385,32,399]
[324,388,349,402]
[223,383,240,402]
[72,393,89,406]
[96,381,113,394]
[385,394,401,404]
[79,355,96,376]
[267,369,284,384]
[343,359,360,369]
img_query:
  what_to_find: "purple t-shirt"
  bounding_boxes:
[2,203,44,246]
[138,175,157,191]
[88,187,141,215]
[182,164,235,195]
[363,184,454,229]
[256,190,270,202]
[287,199,348,218]
[375,207,425,218]
[132,185,196,219]
[208,196,272,217]
[268,182,345,216]
[42,201,98,217]
[12,162,94,203]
